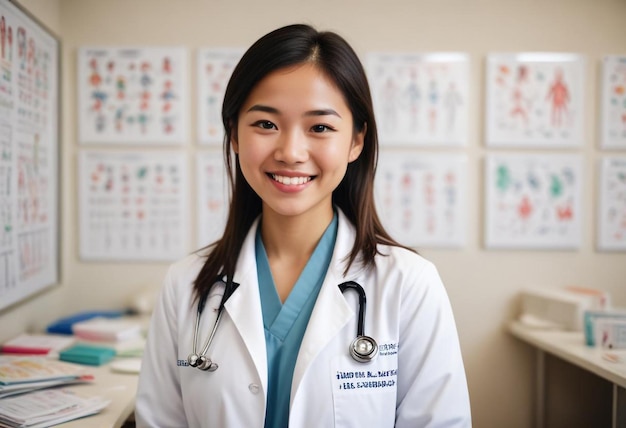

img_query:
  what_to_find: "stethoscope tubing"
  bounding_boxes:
[338,281,367,337]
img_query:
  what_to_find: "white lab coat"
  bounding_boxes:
[136,210,471,427]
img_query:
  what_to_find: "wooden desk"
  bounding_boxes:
[55,360,139,428]
[509,321,626,428]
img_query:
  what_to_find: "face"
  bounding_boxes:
[233,63,364,221]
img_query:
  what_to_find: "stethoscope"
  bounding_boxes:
[187,278,378,371]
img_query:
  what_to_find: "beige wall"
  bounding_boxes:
[4,0,626,426]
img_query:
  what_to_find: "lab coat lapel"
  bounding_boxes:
[224,218,268,394]
[291,210,361,398]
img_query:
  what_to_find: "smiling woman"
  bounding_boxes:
[135,23,471,428]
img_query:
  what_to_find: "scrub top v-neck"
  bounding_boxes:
[255,213,338,428]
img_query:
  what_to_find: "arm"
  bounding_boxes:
[135,265,188,428]
[395,261,472,427]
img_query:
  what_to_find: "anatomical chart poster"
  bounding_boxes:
[485,153,583,249]
[597,157,626,251]
[196,152,229,248]
[197,48,243,145]
[0,1,59,311]
[77,47,188,144]
[366,53,469,146]
[374,151,467,248]
[486,53,585,148]
[79,150,189,261]
[601,55,626,149]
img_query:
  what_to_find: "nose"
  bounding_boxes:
[274,129,308,164]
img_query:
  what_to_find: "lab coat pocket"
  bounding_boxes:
[331,353,397,428]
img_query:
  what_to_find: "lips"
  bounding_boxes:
[269,173,313,186]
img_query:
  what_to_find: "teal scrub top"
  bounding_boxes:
[255,213,338,428]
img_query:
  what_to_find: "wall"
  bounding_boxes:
[3,0,626,426]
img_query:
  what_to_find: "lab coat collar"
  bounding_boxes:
[291,209,365,402]
[225,217,268,396]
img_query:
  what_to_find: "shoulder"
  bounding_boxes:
[370,244,446,303]
[168,251,206,279]
[376,245,439,282]
[160,252,207,298]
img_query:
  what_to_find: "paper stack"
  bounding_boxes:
[0,334,75,356]
[0,388,110,428]
[0,356,94,399]
[71,317,143,342]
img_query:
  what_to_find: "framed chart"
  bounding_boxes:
[600,55,626,149]
[597,157,626,251]
[0,1,60,311]
[78,150,190,262]
[77,46,188,145]
[486,53,585,148]
[374,151,467,248]
[484,153,583,249]
[367,52,469,147]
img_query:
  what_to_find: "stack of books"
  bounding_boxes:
[65,317,146,365]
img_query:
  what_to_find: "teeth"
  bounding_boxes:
[271,174,311,185]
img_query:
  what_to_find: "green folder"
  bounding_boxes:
[59,344,116,366]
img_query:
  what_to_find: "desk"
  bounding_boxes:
[509,321,626,428]
[57,360,139,428]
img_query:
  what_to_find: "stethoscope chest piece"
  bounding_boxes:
[349,335,378,363]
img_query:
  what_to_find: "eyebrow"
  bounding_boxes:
[246,104,342,118]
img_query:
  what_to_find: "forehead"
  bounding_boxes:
[243,63,350,112]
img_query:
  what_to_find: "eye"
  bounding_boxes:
[253,120,277,130]
[311,124,334,133]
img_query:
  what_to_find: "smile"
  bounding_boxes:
[269,174,313,186]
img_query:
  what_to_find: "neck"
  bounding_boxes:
[260,207,334,261]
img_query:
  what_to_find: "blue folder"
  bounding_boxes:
[46,310,127,335]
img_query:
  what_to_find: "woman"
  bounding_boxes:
[136,24,471,427]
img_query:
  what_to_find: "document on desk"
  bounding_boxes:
[0,388,110,428]
[0,357,93,398]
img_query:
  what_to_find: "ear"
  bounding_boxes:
[348,123,366,163]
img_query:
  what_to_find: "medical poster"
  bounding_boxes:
[78,150,189,261]
[0,1,59,311]
[485,153,583,249]
[196,152,229,248]
[77,46,188,145]
[601,55,626,149]
[197,48,243,145]
[597,157,626,251]
[374,151,467,248]
[486,53,585,148]
[366,53,469,146]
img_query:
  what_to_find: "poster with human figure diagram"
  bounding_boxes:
[366,53,469,146]
[196,151,229,248]
[197,48,243,145]
[485,153,583,249]
[79,150,189,261]
[78,47,188,144]
[601,55,626,149]
[597,157,626,251]
[374,151,467,248]
[486,53,585,148]
[0,0,59,311]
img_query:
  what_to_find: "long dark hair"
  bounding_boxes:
[193,24,410,300]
